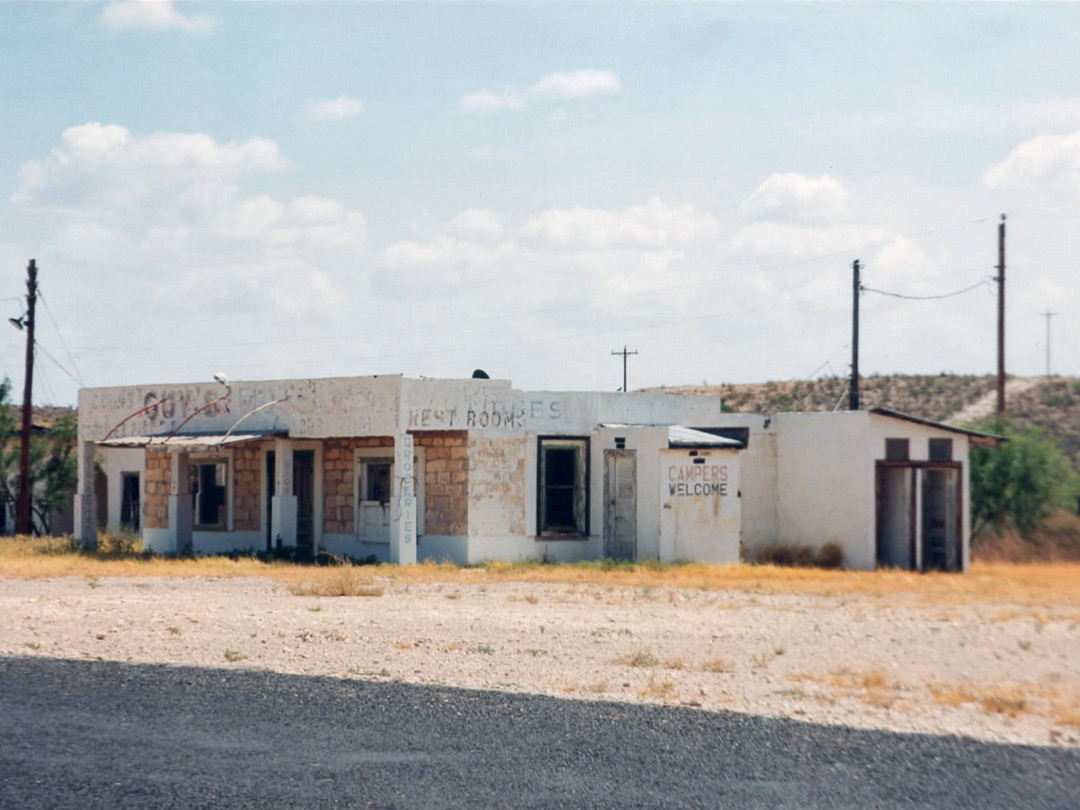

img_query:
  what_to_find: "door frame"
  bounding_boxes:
[604,449,637,560]
[875,460,963,572]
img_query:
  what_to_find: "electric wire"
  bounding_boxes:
[37,290,86,387]
[860,277,994,301]
[34,340,84,389]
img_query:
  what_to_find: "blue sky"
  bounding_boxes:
[2,2,1079,406]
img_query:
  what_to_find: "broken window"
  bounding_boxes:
[928,438,953,462]
[538,437,589,535]
[190,460,228,529]
[885,438,910,461]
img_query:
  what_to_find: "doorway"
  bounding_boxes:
[604,450,637,560]
[876,462,961,572]
[294,450,315,558]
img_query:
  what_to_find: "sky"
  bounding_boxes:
[1,1,1079,407]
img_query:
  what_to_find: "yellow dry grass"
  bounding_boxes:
[2,535,1080,607]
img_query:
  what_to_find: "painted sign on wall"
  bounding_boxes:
[666,461,729,497]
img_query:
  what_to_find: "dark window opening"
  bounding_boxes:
[538,438,589,535]
[364,461,392,505]
[928,438,953,462]
[885,438,910,461]
[120,472,140,532]
[191,461,227,529]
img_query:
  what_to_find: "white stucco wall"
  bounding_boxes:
[102,447,145,533]
[773,412,877,570]
[659,448,741,564]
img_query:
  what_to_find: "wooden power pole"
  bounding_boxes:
[850,259,860,410]
[16,260,37,536]
[996,215,1006,419]
[611,346,638,393]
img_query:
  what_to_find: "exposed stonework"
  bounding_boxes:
[414,431,468,536]
[144,451,171,530]
[232,444,263,532]
[323,437,393,535]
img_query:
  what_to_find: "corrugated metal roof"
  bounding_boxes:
[667,425,742,449]
[101,430,284,449]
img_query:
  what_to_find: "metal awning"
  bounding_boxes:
[667,425,742,449]
[101,430,285,450]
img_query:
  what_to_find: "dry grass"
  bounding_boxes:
[702,657,733,674]
[618,649,660,668]
[3,535,1080,606]
[638,676,676,699]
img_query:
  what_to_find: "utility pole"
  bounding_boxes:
[610,345,638,392]
[17,260,37,536]
[850,259,860,411]
[996,215,1006,419]
[1042,310,1056,377]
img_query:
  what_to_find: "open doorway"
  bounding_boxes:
[876,462,962,572]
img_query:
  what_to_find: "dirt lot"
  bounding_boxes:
[2,573,1078,749]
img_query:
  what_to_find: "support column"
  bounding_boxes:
[73,440,97,550]
[390,433,416,565]
[168,452,193,555]
[271,438,297,550]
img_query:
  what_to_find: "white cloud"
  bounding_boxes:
[56,222,129,264]
[100,1,216,34]
[982,130,1080,192]
[530,70,620,99]
[305,96,364,122]
[740,173,848,223]
[13,123,283,208]
[521,199,717,250]
[459,69,620,114]
[458,90,526,113]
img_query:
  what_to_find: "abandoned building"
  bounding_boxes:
[74,374,997,572]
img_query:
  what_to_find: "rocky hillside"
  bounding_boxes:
[648,374,1080,466]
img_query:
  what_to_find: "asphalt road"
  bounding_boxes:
[0,656,1076,809]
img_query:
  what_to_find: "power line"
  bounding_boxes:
[38,290,86,388]
[34,340,84,389]
[860,276,994,301]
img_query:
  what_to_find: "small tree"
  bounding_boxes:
[0,378,78,535]
[970,420,1080,537]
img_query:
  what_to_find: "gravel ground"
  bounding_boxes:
[2,575,1078,749]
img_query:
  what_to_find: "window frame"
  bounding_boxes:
[536,436,590,537]
[189,457,231,531]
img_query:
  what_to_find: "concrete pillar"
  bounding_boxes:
[73,440,97,550]
[168,452,193,555]
[390,433,416,565]
[271,439,297,549]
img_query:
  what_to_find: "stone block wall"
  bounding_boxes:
[323,437,393,535]
[233,445,263,531]
[414,431,468,536]
[144,450,171,530]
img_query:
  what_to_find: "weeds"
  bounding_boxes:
[639,676,676,699]
[702,658,733,673]
[619,650,660,668]
[223,649,246,662]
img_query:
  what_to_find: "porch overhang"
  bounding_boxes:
[100,430,286,452]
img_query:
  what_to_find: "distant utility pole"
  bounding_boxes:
[611,345,638,392]
[850,259,860,410]
[1042,310,1056,377]
[17,260,37,536]
[996,215,1006,419]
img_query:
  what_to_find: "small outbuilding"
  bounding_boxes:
[74,374,995,571]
